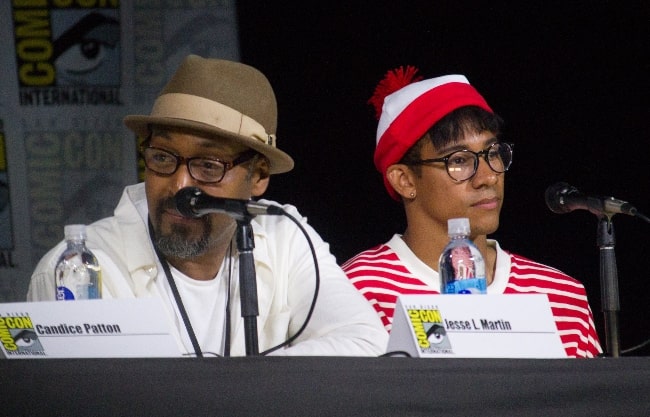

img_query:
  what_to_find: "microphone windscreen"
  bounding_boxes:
[175,187,202,218]
[545,182,574,214]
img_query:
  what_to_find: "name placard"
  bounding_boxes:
[387,294,566,358]
[0,298,182,359]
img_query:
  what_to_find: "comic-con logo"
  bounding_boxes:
[13,2,122,105]
[0,315,45,356]
[407,308,453,354]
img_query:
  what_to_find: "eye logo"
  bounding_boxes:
[52,11,120,86]
[426,324,447,345]
[13,329,39,347]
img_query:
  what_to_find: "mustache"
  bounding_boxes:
[157,194,214,225]
[160,195,179,214]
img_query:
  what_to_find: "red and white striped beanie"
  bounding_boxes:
[368,66,493,200]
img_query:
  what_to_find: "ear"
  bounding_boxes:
[251,157,270,197]
[386,164,416,200]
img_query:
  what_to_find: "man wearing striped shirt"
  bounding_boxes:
[342,66,602,358]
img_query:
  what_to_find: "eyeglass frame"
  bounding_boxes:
[139,145,259,184]
[407,142,514,182]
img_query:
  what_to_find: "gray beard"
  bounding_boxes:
[154,219,213,259]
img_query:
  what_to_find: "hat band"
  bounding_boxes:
[151,93,275,147]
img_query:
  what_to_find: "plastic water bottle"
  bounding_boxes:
[438,218,487,294]
[55,224,102,300]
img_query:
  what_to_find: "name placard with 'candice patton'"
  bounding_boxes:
[0,298,182,359]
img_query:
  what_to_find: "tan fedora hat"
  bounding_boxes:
[124,54,294,174]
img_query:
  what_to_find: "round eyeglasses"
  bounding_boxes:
[409,142,514,182]
[140,146,258,183]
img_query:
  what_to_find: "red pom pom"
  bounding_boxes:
[367,65,423,120]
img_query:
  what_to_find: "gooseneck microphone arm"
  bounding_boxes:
[174,186,324,356]
[545,182,650,355]
[545,182,623,357]
[597,216,620,357]
[175,187,285,356]
[236,216,259,356]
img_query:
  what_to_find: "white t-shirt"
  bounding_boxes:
[167,258,233,356]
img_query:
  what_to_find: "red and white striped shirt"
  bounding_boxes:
[342,234,602,358]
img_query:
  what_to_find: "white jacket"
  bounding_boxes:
[27,183,388,357]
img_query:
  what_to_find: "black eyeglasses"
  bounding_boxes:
[409,142,514,182]
[140,146,258,183]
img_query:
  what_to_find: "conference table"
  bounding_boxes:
[2,356,649,416]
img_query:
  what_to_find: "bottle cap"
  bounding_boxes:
[64,224,87,240]
[447,217,470,236]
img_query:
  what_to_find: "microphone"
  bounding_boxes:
[545,182,637,217]
[175,187,284,220]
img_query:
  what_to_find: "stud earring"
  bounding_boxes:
[409,192,416,198]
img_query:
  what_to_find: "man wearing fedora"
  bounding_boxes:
[27,55,388,357]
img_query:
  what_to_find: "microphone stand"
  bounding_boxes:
[597,215,620,357]
[236,217,259,356]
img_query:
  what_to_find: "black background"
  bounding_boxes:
[236,1,649,356]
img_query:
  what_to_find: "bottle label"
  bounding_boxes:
[444,277,487,294]
[56,286,77,300]
[451,246,475,278]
